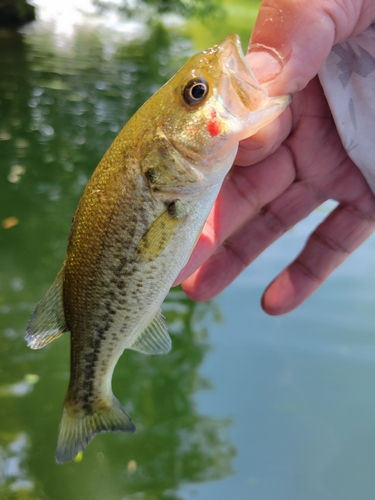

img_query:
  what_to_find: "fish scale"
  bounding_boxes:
[25,34,291,463]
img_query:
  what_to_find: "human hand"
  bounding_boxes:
[175,0,375,314]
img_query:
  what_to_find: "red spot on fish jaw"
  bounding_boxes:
[207,109,221,136]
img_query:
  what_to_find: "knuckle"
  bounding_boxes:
[222,238,248,270]
[346,203,375,224]
[310,230,349,256]
[293,258,324,286]
[258,206,286,236]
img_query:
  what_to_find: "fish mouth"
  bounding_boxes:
[218,34,291,137]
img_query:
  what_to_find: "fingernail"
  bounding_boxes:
[246,46,283,84]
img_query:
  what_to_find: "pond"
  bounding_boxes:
[1,1,375,499]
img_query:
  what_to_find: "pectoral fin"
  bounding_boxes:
[137,201,187,261]
[25,268,69,349]
[129,309,171,355]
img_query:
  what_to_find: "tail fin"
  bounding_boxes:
[55,396,136,464]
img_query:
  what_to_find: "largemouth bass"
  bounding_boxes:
[25,34,290,463]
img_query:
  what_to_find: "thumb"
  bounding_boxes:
[247,0,375,94]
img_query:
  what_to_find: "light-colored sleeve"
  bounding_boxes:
[318,24,375,194]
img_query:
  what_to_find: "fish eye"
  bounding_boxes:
[182,78,209,106]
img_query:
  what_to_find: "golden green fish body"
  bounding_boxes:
[25,34,290,463]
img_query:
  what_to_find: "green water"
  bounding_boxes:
[1,2,375,499]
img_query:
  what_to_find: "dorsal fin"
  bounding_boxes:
[25,268,69,349]
[129,309,171,355]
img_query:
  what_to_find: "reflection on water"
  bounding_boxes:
[0,11,235,499]
[0,433,35,498]
[0,373,39,397]
[0,282,234,499]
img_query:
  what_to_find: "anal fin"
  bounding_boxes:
[129,309,171,355]
[25,268,69,349]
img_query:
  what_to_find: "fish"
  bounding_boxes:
[25,34,290,464]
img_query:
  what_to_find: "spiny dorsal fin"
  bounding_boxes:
[55,395,136,464]
[129,309,171,355]
[25,268,69,350]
